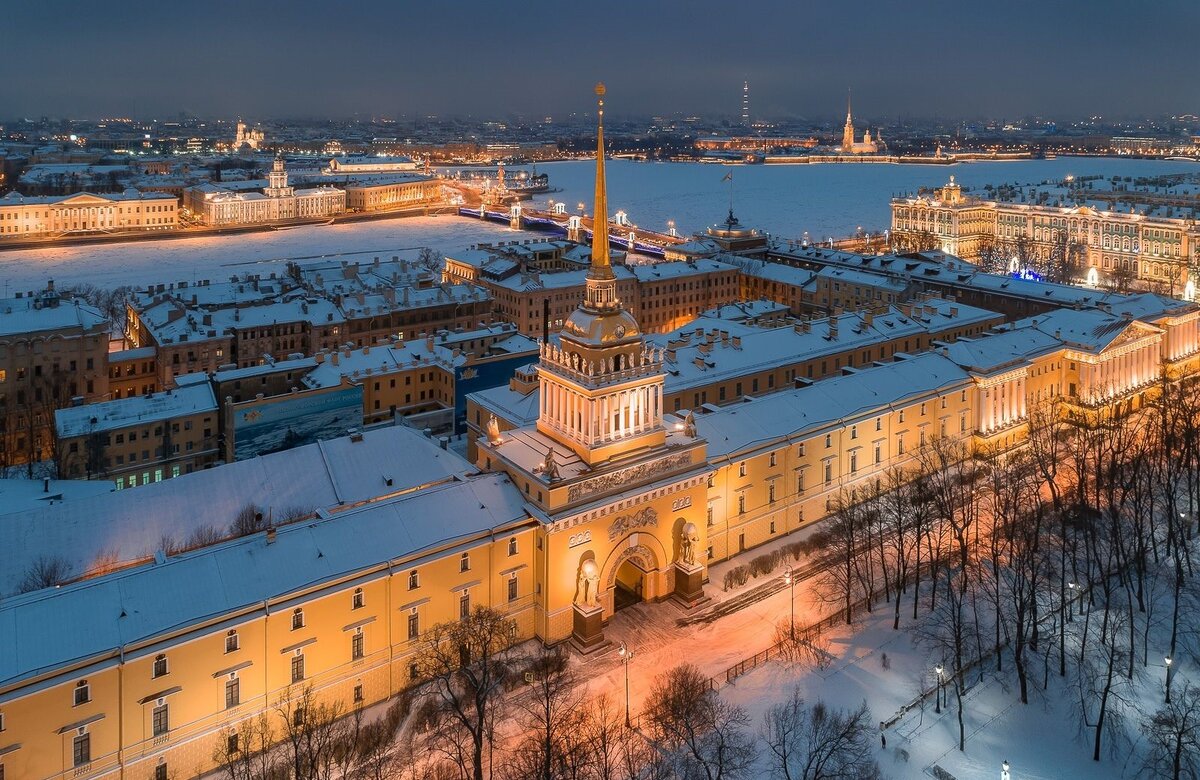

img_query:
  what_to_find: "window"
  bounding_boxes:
[459,553,470,572]
[875,443,882,464]
[824,462,833,484]
[227,733,240,754]
[798,443,806,457]
[824,434,832,449]
[153,654,168,678]
[508,537,518,556]
[152,703,170,736]
[291,608,304,630]
[768,483,776,503]
[875,417,882,431]
[459,591,471,620]
[155,763,168,780]
[738,462,746,477]
[293,707,305,727]
[768,452,776,467]
[225,630,239,653]
[408,610,419,640]
[352,588,364,610]
[850,452,858,474]
[73,732,91,767]
[738,494,746,514]
[507,576,518,602]
[291,653,305,683]
[409,663,420,681]
[74,680,90,706]
[352,630,365,661]
[353,684,364,703]
[408,569,419,590]
[769,521,776,534]
[225,677,240,709]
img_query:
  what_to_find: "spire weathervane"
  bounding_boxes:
[591,82,612,277]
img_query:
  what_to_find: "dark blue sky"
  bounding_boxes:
[2,0,1196,121]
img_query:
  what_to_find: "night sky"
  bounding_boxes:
[2,0,1196,121]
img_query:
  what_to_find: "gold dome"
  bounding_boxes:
[561,307,641,345]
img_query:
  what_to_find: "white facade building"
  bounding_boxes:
[193,158,345,226]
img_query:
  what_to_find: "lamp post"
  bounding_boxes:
[783,567,796,640]
[1166,656,1174,704]
[619,641,634,728]
[1067,581,1076,621]
[935,664,944,714]
[1001,760,1011,780]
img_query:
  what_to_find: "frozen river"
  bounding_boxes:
[1,157,1196,293]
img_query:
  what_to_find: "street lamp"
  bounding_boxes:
[1067,582,1076,621]
[1001,760,1011,780]
[783,567,796,640]
[1166,656,1174,703]
[935,664,944,714]
[618,641,635,728]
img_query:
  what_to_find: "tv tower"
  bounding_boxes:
[741,80,750,127]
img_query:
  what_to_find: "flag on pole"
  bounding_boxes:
[721,171,733,183]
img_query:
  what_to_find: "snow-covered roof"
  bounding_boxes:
[0,294,107,338]
[0,425,477,602]
[55,382,217,438]
[697,352,973,460]
[0,478,116,518]
[0,472,527,689]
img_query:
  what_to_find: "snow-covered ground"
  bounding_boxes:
[2,158,1197,294]
[0,214,528,293]
[570,562,1188,779]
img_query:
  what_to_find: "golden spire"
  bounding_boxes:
[590,82,613,281]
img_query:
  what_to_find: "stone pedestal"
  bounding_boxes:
[572,604,607,654]
[672,562,709,610]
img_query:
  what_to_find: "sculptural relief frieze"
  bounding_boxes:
[566,451,694,504]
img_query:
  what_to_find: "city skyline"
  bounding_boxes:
[2,0,1198,121]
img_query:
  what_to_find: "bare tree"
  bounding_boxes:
[1141,683,1200,780]
[760,687,880,780]
[505,649,584,780]
[644,663,756,780]
[415,606,517,780]
[18,554,73,592]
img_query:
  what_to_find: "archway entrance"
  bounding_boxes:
[613,558,646,611]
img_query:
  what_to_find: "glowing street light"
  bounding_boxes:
[618,641,635,728]
[1001,760,1011,780]
[1067,581,1076,621]
[1166,655,1174,703]
[935,664,944,714]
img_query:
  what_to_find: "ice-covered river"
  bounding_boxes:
[1,157,1195,292]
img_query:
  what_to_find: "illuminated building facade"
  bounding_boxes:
[0,189,178,239]
[891,177,1200,293]
[193,158,345,226]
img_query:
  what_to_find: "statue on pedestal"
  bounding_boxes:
[680,522,699,567]
[684,410,697,438]
[543,446,561,482]
[486,414,501,445]
[575,558,600,609]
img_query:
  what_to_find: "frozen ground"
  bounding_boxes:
[0,214,530,293]
[571,565,1188,780]
[2,158,1197,294]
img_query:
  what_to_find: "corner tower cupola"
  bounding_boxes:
[536,84,666,465]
